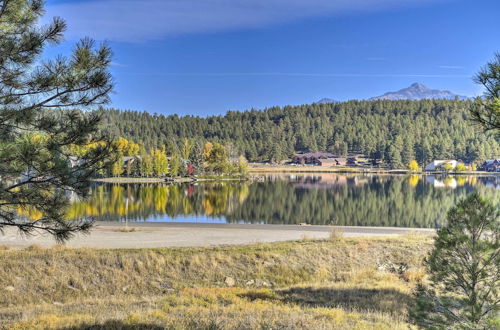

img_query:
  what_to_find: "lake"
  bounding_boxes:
[67,174,500,228]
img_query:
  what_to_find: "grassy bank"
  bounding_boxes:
[248,165,396,174]
[248,164,495,176]
[0,236,432,329]
[91,177,167,183]
[92,176,248,184]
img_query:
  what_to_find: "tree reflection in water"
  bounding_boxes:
[65,175,500,228]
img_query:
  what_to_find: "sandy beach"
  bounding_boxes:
[0,222,435,249]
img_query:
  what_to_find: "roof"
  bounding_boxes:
[318,158,337,162]
[484,159,500,165]
[429,160,457,164]
[294,152,336,159]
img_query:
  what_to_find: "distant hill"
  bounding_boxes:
[368,82,469,101]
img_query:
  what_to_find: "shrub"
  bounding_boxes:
[455,163,467,172]
[442,163,454,172]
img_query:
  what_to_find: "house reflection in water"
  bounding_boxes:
[481,176,500,189]
[425,175,500,189]
[425,176,458,189]
[288,174,370,189]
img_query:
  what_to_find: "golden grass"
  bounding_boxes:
[329,226,345,241]
[0,236,432,329]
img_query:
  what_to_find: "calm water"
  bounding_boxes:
[67,174,500,228]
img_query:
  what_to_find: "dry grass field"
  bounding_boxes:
[0,235,432,329]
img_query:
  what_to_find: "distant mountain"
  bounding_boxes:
[368,83,469,101]
[315,98,337,104]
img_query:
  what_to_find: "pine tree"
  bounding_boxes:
[470,52,500,132]
[387,136,404,169]
[189,141,205,175]
[97,98,494,167]
[411,194,499,328]
[0,0,113,240]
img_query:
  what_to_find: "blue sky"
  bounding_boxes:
[45,0,499,116]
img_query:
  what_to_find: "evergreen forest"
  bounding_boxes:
[98,99,499,168]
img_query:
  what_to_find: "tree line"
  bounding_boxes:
[100,137,248,177]
[97,99,500,169]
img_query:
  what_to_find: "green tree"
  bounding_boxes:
[455,163,467,172]
[0,0,113,240]
[206,143,230,174]
[411,194,499,328]
[152,149,168,176]
[470,52,500,132]
[268,142,285,163]
[98,99,494,165]
[189,141,205,175]
[401,135,416,166]
[111,154,124,177]
[442,163,454,172]
[237,155,249,176]
[181,138,193,160]
[140,153,154,177]
[387,137,404,169]
[170,153,181,177]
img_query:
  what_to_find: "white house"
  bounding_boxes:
[424,160,458,171]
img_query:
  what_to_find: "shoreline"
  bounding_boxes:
[248,165,496,176]
[91,176,248,184]
[91,170,498,184]
[0,222,435,249]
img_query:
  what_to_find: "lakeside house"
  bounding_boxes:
[292,153,356,166]
[317,158,337,166]
[318,158,347,166]
[424,160,458,171]
[479,159,500,172]
[292,152,336,165]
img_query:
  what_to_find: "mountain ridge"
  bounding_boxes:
[317,83,469,103]
[369,82,468,101]
[315,98,337,104]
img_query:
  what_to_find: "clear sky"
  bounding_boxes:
[45,0,499,116]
